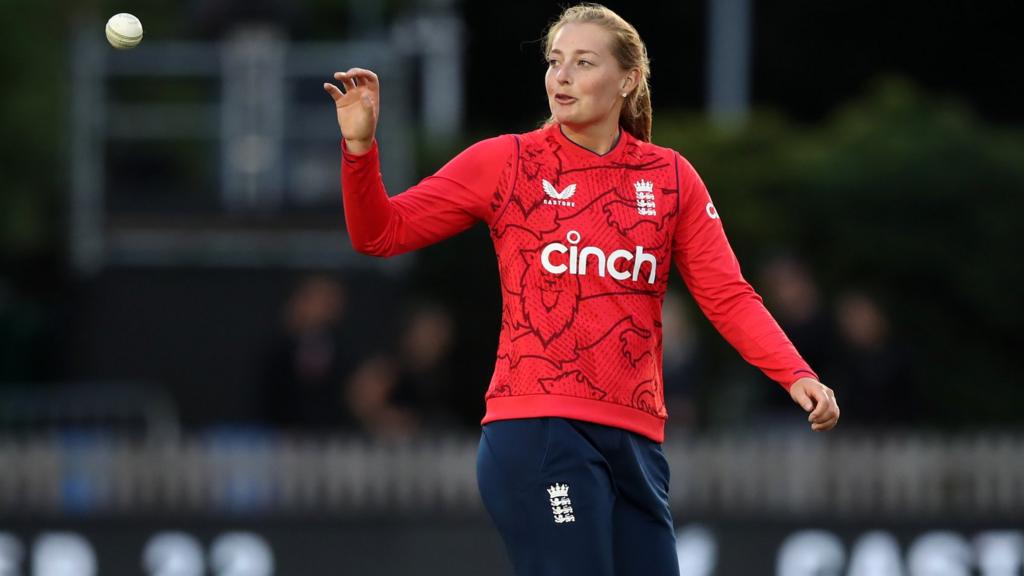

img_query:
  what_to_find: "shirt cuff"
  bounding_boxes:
[341,139,378,164]
[785,369,820,390]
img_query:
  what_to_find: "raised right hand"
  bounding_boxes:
[323,67,380,155]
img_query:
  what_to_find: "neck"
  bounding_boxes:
[559,119,622,155]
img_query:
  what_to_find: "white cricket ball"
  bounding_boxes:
[105,13,144,50]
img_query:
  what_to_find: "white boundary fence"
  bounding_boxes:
[2,431,1022,518]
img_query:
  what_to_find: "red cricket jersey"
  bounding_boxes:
[341,123,816,442]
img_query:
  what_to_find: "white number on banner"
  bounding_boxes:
[143,532,204,576]
[676,524,717,576]
[847,531,905,576]
[32,533,96,576]
[210,533,274,576]
[974,531,1024,576]
[907,532,971,576]
[777,530,845,576]
[0,533,25,576]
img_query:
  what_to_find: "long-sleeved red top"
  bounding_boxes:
[341,123,816,442]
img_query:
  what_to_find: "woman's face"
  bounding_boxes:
[545,22,633,130]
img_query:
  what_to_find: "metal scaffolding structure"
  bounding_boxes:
[69,13,463,274]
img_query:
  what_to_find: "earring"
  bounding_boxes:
[621,93,628,98]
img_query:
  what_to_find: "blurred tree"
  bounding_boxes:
[2,0,1020,428]
[654,77,1024,427]
[0,1,66,258]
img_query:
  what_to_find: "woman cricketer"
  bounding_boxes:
[325,4,840,575]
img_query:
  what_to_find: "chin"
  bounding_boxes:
[551,110,583,126]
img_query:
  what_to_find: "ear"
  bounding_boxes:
[620,69,640,95]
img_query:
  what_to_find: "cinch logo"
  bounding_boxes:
[540,230,657,284]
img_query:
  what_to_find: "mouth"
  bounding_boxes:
[541,286,561,310]
[554,94,577,105]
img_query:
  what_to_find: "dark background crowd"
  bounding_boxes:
[1,0,1022,439]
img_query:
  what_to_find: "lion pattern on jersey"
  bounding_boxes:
[486,129,680,419]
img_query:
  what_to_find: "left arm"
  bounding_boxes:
[671,154,839,431]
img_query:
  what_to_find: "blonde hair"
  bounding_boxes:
[544,3,653,142]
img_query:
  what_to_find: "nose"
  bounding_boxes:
[555,65,571,84]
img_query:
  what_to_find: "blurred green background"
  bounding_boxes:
[1,0,1021,430]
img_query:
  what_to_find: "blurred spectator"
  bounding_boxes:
[661,291,704,431]
[758,254,834,370]
[346,302,457,439]
[262,275,359,430]
[829,290,915,427]
[754,254,836,414]
[392,303,457,424]
[346,355,418,441]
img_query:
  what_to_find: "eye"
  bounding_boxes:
[547,58,560,66]
[578,60,592,67]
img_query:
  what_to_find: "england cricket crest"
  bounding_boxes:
[634,179,656,216]
[547,483,575,524]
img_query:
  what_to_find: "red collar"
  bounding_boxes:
[548,123,630,162]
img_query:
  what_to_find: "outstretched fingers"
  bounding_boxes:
[326,68,380,106]
[323,82,345,103]
[339,67,379,85]
[333,71,357,91]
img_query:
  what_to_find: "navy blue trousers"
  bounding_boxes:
[477,417,680,576]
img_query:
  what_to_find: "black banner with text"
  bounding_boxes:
[1,516,1021,575]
